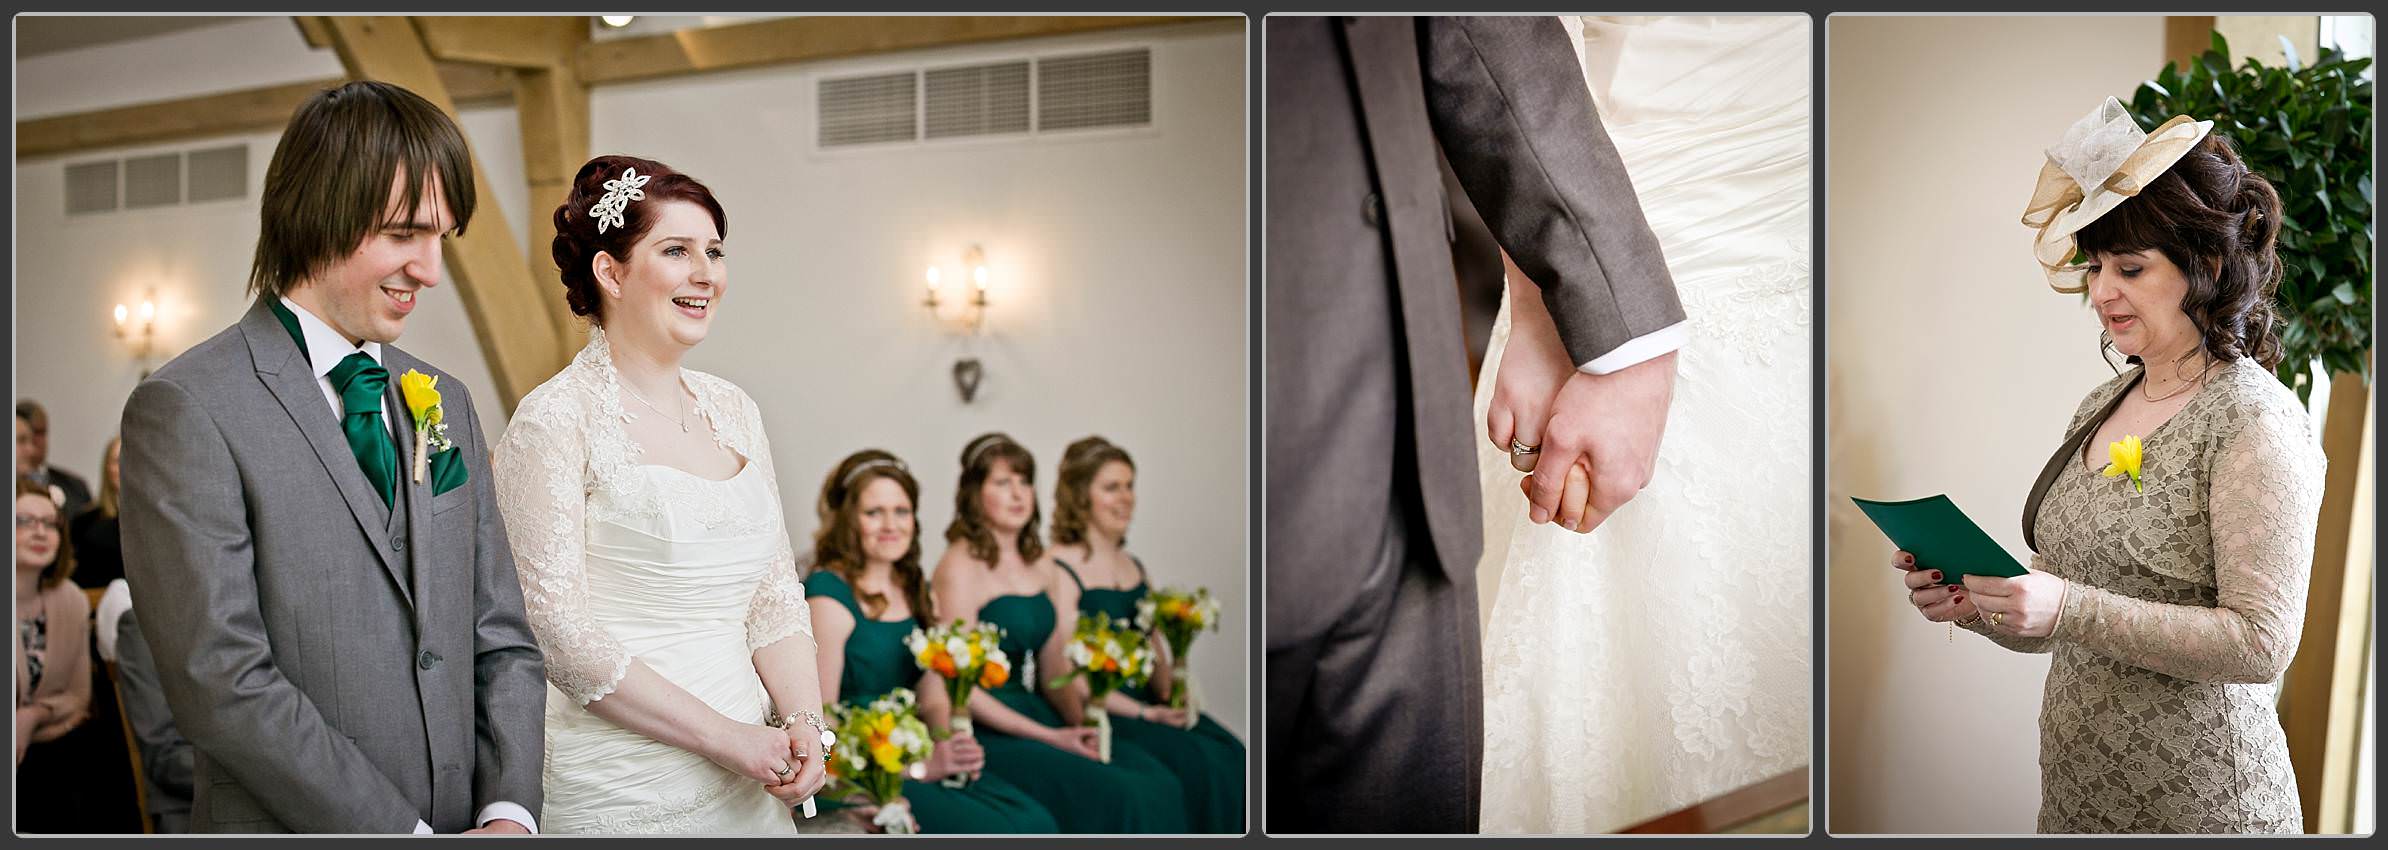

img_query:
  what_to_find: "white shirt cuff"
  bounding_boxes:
[1576,321,1688,375]
[414,820,433,835]
[478,801,539,834]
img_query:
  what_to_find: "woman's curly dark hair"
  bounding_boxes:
[2075,133,2285,371]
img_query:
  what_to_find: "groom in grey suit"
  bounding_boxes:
[119,81,545,833]
[1266,17,1684,832]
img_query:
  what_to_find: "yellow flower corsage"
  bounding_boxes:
[398,369,454,482]
[2101,434,2144,493]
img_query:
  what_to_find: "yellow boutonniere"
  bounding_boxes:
[397,369,453,483]
[2101,434,2144,493]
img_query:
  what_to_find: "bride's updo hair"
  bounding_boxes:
[2075,134,2285,370]
[550,154,727,322]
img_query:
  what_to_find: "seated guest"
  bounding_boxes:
[68,438,125,589]
[16,476,92,828]
[116,606,195,833]
[15,402,92,520]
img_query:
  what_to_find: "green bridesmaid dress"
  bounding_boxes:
[1056,557,1248,834]
[803,571,1058,834]
[972,591,1192,833]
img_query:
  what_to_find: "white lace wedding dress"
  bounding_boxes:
[1475,15,1812,834]
[493,328,813,834]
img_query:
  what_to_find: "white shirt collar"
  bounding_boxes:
[279,296,384,379]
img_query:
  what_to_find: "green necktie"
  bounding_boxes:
[328,352,400,507]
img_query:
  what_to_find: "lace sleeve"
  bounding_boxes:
[492,400,632,705]
[737,390,813,651]
[2050,400,2325,683]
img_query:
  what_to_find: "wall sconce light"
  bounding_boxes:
[114,292,158,377]
[922,244,995,403]
[598,15,636,29]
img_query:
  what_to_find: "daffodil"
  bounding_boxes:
[398,369,442,426]
[2102,434,2145,493]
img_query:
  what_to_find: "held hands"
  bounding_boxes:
[1137,703,1192,728]
[704,719,810,797]
[460,819,532,835]
[1493,351,1677,534]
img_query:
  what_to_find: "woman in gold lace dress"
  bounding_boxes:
[1893,99,2327,834]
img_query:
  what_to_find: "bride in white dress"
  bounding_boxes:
[495,156,828,833]
[1475,16,1812,833]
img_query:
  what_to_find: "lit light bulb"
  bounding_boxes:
[138,300,156,322]
[972,265,989,291]
[599,15,635,28]
[114,304,129,327]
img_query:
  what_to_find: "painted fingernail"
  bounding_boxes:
[1930,571,1943,581]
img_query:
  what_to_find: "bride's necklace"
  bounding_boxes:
[619,372,692,433]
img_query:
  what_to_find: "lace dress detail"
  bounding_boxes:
[1968,358,2324,833]
[1476,15,1812,834]
[494,328,813,705]
[492,328,812,834]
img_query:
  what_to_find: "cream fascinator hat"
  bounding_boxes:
[2021,96,2213,292]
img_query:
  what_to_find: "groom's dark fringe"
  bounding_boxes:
[247,81,476,299]
[946,433,1046,566]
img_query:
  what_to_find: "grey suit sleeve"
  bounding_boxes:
[1421,15,1684,367]
[114,608,194,800]
[118,376,421,832]
[450,386,547,818]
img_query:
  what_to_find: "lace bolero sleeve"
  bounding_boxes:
[728,387,813,653]
[492,387,633,705]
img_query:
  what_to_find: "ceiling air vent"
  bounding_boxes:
[64,160,118,215]
[1037,48,1151,132]
[924,60,1031,140]
[819,71,919,148]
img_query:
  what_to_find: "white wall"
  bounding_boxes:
[1825,15,2167,834]
[15,17,1251,739]
[586,18,1250,735]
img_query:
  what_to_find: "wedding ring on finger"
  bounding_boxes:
[1989,611,2006,628]
[1510,438,1541,472]
[774,762,793,779]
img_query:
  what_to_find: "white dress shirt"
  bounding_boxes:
[277,298,538,835]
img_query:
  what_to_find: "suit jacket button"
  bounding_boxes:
[1362,192,1383,228]
[417,650,439,670]
[392,538,405,553]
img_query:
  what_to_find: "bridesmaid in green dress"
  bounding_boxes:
[929,433,1191,834]
[1048,436,1246,834]
[804,450,1057,834]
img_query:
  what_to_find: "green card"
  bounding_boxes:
[1850,495,2027,585]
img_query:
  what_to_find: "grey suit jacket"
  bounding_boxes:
[1265,16,1682,646]
[113,606,194,829]
[118,299,545,833]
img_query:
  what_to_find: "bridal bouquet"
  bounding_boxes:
[1137,586,1221,714]
[824,688,935,834]
[1046,612,1153,763]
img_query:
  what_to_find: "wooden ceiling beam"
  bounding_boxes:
[412,15,588,68]
[15,62,513,160]
[576,14,1223,84]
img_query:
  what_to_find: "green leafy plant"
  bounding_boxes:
[2127,31,2373,401]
